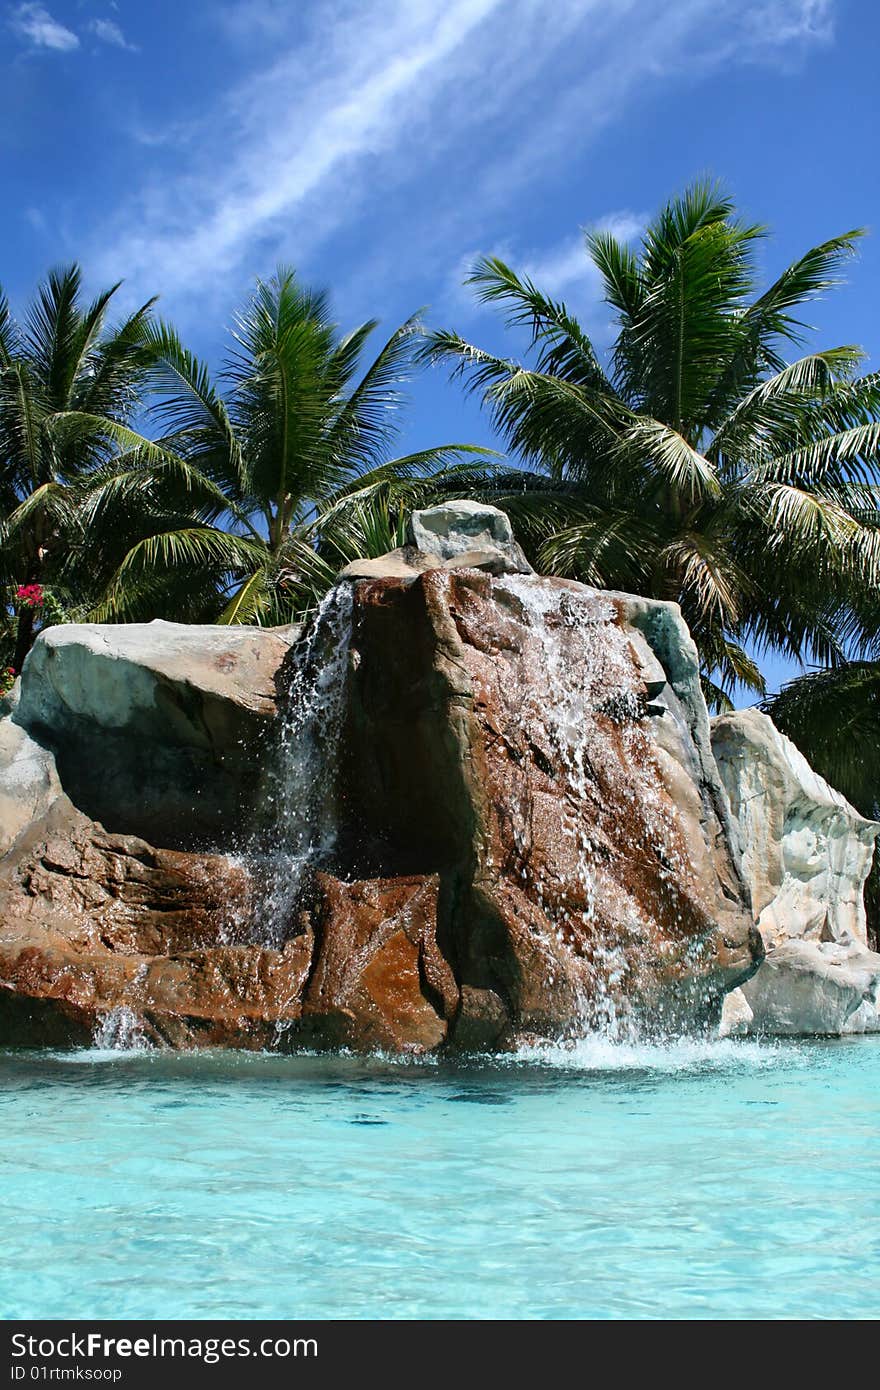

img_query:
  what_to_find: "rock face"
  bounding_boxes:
[712,708,880,1035]
[0,505,765,1052]
[0,795,316,1048]
[14,620,299,845]
[340,568,758,1038]
[300,873,455,1051]
[0,718,63,857]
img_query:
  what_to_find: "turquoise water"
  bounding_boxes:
[1,1036,878,1320]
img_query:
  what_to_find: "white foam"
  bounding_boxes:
[501,1032,799,1072]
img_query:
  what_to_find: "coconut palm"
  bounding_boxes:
[425,183,880,707]
[95,268,497,626]
[0,266,163,669]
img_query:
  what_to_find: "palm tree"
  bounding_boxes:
[425,183,880,707]
[0,266,160,670]
[96,268,497,626]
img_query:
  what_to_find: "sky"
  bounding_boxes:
[2,0,879,696]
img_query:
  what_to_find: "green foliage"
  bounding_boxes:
[96,268,498,627]
[764,662,880,818]
[5,216,880,847]
[0,266,171,669]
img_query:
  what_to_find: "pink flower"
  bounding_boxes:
[15,583,44,608]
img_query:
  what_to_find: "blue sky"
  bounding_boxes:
[3,0,878,694]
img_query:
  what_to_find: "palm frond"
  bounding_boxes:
[764,661,880,815]
[619,418,720,499]
[217,566,271,625]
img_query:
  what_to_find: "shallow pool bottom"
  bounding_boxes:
[1,1035,878,1319]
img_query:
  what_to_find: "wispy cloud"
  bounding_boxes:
[439,214,645,342]
[24,206,48,235]
[521,215,645,300]
[88,18,138,52]
[9,3,79,51]
[93,0,506,294]
[216,0,300,44]
[743,0,834,48]
[86,0,836,318]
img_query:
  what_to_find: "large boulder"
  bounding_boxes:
[13,619,299,846]
[712,708,880,1035]
[341,568,759,1038]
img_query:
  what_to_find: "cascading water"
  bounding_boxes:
[93,1006,150,1051]
[248,582,354,947]
[496,573,682,1038]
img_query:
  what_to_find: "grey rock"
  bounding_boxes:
[0,716,62,856]
[406,500,533,574]
[13,619,299,847]
[741,938,880,1035]
[712,707,880,1034]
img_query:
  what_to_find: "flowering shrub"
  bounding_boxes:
[10,583,65,628]
[15,583,44,609]
[0,667,16,697]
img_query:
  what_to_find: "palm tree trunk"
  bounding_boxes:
[12,558,41,673]
[12,605,35,674]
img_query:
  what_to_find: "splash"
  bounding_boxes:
[503,1032,797,1072]
[92,1007,151,1052]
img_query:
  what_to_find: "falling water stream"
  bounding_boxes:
[496,574,679,1035]
[247,582,354,946]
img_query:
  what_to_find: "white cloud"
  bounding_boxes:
[86,0,837,319]
[743,0,834,47]
[93,0,506,295]
[521,214,645,301]
[24,206,48,234]
[88,18,138,51]
[9,3,79,51]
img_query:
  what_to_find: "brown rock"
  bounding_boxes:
[452,985,510,1049]
[343,568,759,1037]
[0,796,314,1048]
[301,873,454,1052]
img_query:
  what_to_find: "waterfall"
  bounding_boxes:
[250,583,354,947]
[496,574,663,1036]
[93,1006,150,1051]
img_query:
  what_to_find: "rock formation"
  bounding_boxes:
[713,708,880,1034]
[339,564,758,1040]
[0,502,764,1051]
[17,619,299,844]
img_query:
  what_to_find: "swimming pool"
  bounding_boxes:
[1,1035,878,1319]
